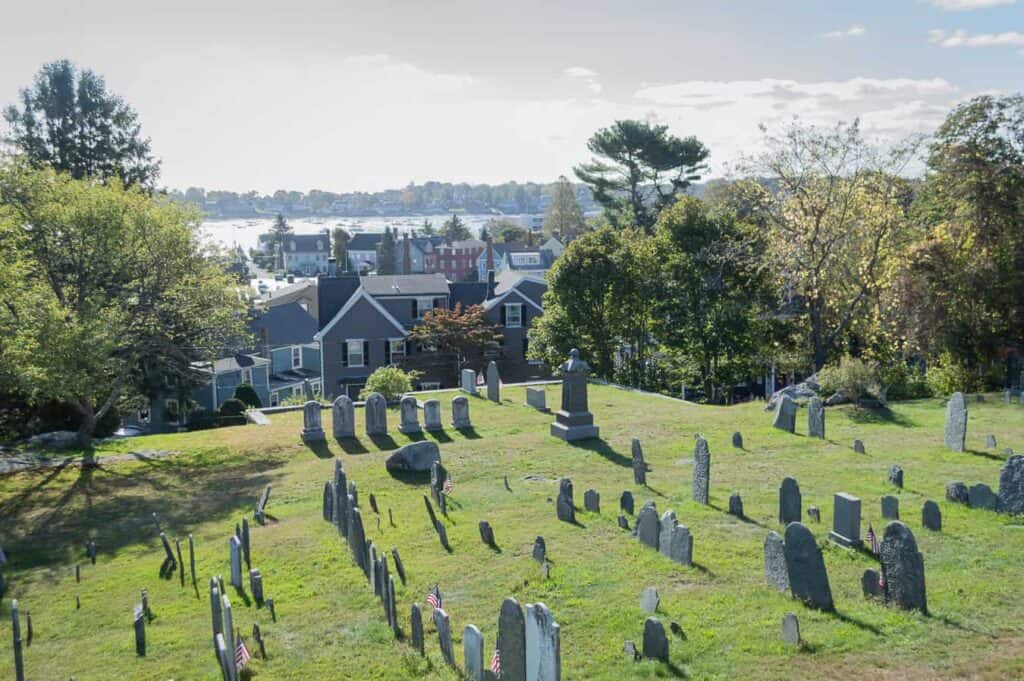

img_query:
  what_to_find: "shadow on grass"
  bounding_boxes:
[304,440,333,459]
[827,609,883,635]
[336,438,369,455]
[399,431,427,443]
[845,406,916,428]
[709,502,771,531]
[234,586,252,608]
[369,434,399,450]
[426,430,453,443]
[567,438,631,467]
[455,427,482,440]
[387,470,430,486]
[962,448,1006,462]
[690,562,715,578]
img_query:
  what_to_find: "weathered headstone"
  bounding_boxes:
[623,641,639,662]
[556,478,575,523]
[635,502,661,550]
[773,394,797,433]
[986,434,997,449]
[732,431,743,448]
[617,515,630,530]
[658,510,677,558]
[410,603,424,655]
[364,392,388,436]
[444,398,469,434]
[300,400,326,443]
[764,531,789,592]
[862,568,883,598]
[12,600,25,681]
[829,493,862,548]
[728,492,744,517]
[620,490,635,515]
[631,438,646,485]
[781,613,800,646]
[946,481,969,504]
[550,349,599,441]
[692,436,710,505]
[498,597,526,681]
[998,455,1024,514]
[398,395,422,434]
[349,507,367,576]
[464,624,484,681]
[525,387,547,411]
[241,518,251,568]
[888,464,904,489]
[944,392,967,452]
[322,482,334,521]
[532,536,546,564]
[525,602,560,681]
[853,439,865,454]
[435,519,451,551]
[229,536,243,588]
[807,397,825,439]
[879,521,927,613]
[807,506,820,523]
[369,493,379,515]
[391,548,406,585]
[669,525,693,566]
[423,399,443,431]
[922,500,942,531]
[434,607,455,668]
[783,522,834,611]
[642,617,669,662]
[487,361,501,403]
[640,586,659,613]
[133,604,146,657]
[881,495,899,520]
[461,369,479,395]
[479,521,496,548]
[385,441,440,472]
[584,489,600,513]
[779,477,802,524]
[969,483,998,510]
[249,569,264,605]
[332,395,355,438]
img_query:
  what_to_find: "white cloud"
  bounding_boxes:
[929,28,1024,50]
[824,24,866,39]
[563,66,603,94]
[927,0,1015,9]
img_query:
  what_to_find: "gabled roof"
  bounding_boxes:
[317,274,361,330]
[483,275,546,313]
[313,286,407,341]
[284,234,329,253]
[348,233,384,250]
[208,354,269,374]
[494,271,546,296]
[360,273,450,297]
[249,302,317,348]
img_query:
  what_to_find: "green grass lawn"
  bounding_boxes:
[2,385,1024,680]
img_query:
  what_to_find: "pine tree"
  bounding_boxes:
[543,176,586,238]
[377,227,397,274]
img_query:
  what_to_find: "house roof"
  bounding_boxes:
[316,274,361,330]
[313,286,408,341]
[484,284,545,313]
[208,354,269,374]
[448,282,489,309]
[284,234,329,253]
[494,271,546,296]
[269,367,319,391]
[248,302,317,348]
[348,233,384,251]
[360,273,450,297]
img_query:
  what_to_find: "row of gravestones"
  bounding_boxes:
[945,455,1024,513]
[779,477,944,534]
[461,361,502,404]
[301,393,472,442]
[411,596,561,681]
[772,395,826,438]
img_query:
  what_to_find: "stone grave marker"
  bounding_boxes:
[322,482,334,521]
[249,569,263,605]
[618,515,630,530]
[922,500,941,531]
[525,387,547,411]
[364,392,388,436]
[946,481,968,504]
[998,455,1024,514]
[783,522,834,611]
[732,431,743,448]
[478,521,496,548]
[229,536,243,588]
[658,510,677,558]
[829,493,862,548]
[779,477,802,524]
[642,617,668,662]
[241,518,251,568]
[728,493,744,517]
[764,531,789,593]
[556,478,575,523]
[584,489,600,513]
[498,597,526,681]
[532,536,546,564]
[410,603,424,655]
[969,483,998,510]
[423,399,443,431]
[369,493,379,515]
[300,400,326,443]
[808,397,825,439]
[525,602,560,681]
[398,395,422,434]
[880,521,927,613]
[881,495,899,520]
[134,604,146,657]
[888,465,904,489]
[464,624,484,681]
[332,395,355,438]
[391,548,406,585]
[452,395,472,429]
[550,349,599,441]
[853,439,865,454]
[862,568,882,598]
[986,434,997,449]
[692,436,711,505]
[12,600,24,681]
[461,369,479,395]
[487,361,501,403]
[623,641,639,661]
[635,502,661,550]
[435,520,451,551]
[631,438,646,485]
[620,490,635,515]
[385,441,440,472]
[669,525,693,566]
[434,607,455,668]
[944,392,967,452]
[807,506,820,523]
[773,394,797,433]
[781,613,800,646]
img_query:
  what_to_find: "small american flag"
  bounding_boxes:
[866,524,879,555]
[426,584,442,609]
[443,476,454,496]
[235,636,251,670]
[490,647,502,676]
[477,372,485,386]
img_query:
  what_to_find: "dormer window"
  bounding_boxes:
[504,303,523,328]
[291,345,302,369]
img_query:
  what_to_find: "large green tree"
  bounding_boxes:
[574,120,709,233]
[0,162,246,444]
[442,213,472,241]
[377,227,397,274]
[332,227,350,271]
[542,175,586,238]
[3,60,161,189]
[407,304,502,381]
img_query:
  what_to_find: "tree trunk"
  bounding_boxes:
[75,399,96,449]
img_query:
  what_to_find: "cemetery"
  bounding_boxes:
[2,379,1024,679]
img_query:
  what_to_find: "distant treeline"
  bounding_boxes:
[167,180,603,219]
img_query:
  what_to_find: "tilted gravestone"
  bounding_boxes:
[332,395,355,439]
[764,531,789,593]
[969,483,998,510]
[635,502,661,550]
[229,536,243,588]
[728,493,744,517]
[829,493,862,548]
[556,479,575,523]
[487,361,501,403]
[618,515,630,530]
[435,519,451,551]
[862,568,883,598]
[781,613,800,646]
[385,441,441,472]
[451,395,472,429]
[946,481,968,504]
[692,436,711,505]
[322,482,334,522]
[550,349,599,441]
[880,521,927,613]
[532,536,546,564]
[392,548,406,585]
[423,399,443,431]
[478,521,496,548]
[986,434,997,449]
[922,500,942,531]
[434,607,455,668]
[732,431,743,448]
[807,397,825,439]
[631,438,646,485]
[364,392,388,436]
[461,369,479,395]
[669,525,693,566]
[640,586,659,613]
[410,603,424,655]
[783,522,834,611]
[301,400,326,443]
[773,394,797,433]
[464,624,484,681]
[398,395,422,434]
[620,490,635,515]
[642,617,669,662]
[779,477,802,524]
[888,465,904,489]
[525,602,561,681]
[658,510,677,558]
[881,495,899,520]
[525,387,547,411]
[498,597,527,681]
[944,392,968,452]
[584,489,600,513]
[998,455,1024,514]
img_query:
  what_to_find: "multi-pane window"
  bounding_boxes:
[291,345,302,369]
[505,303,523,328]
[347,339,364,367]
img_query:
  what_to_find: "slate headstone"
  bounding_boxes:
[773,394,797,433]
[398,395,421,434]
[617,515,630,530]
[11,600,24,681]
[631,438,646,485]
[879,521,927,613]
[861,568,883,598]
[478,521,496,548]
[944,392,967,452]
[332,395,355,438]
[853,439,865,454]
[584,488,600,513]
[732,431,743,448]
[764,530,789,593]
[391,547,406,585]
[829,493,862,548]
[525,387,547,411]
[620,490,635,515]
[781,613,800,646]
[807,397,825,439]
[640,586,659,613]
[635,502,661,550]
[922,500,942,531]
[497,597,526,681]
[969,483,998,510]
[435,520,451,551]
[783,522,834,611]
[946,481,968,504]
[692,436,710,505]
[888,464,904,489]
[461,369,478,395]
[452,395,472,429]
[998,455,1024,514]
[779,477,802,524]
[806,506,820,523]
[134,604,146,657]
[434,607,455,668]
[249,569,264,605]
[229,536,243,588]
[669,525,693,567]
[487,361,501,403]
[410,603,424,655]
[728,493,744,517]
[641,617,668,662]
[881,495,899,520]
[300,400,326,443]
[658,510,677,558]
[423,399,443,431]
[532,536,546,564]
[322,481,334,522]
[556,478,575,524]
[525,602,560,681]
[464,624,484,681]
[364,392,388,436]
[623,641,639,662]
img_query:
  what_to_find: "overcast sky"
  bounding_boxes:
[1,0,1021,192]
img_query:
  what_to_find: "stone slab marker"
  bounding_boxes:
[781,613,800,645]
[631,438,646,485]
[642,617,668,662]
[862,568,883,598]
[658,510,677,558]
[783,522,834,611]
[764,531,789,592]
[969,483,998,510]
[998,455,1024,514]
[423,399,443,431]
[134,603,146,657]
[332,395,355,438]
[773,394,797,433]
[692,436,710,504]
[461,368,479,395]
[392,548,406,585]
[828,493,862,548]
[779,477,801,524]
[583,489,600,513]
[944,392,967,452]
[807,397,825,439]
[479,521,496,548]
[525,602,560,681]
[922,500,941,531]
[452,395,472,428]
[12,599,25,681]
[881,495,899,520]
[732,431,743,448]
[532,536,546,564]
[498,597,527,681]
[640,587,659,613]
[464,624,484,681]
[229,536,243,588]
[728,493,744,517]
[300,400,326,443]
[398,395,422,434]
[525,387,547,411]
[434,607,455,668]
[322,482,334,522]
[556,479,575,524]
[410,603,424,655]
[853,439,865,454]
[635,502,660,550]
[349,507,368,577]
[364,392,388,436]
[880,521,927,613]
[249,568,264,605]
[550,349,599,441]
[888,465,904,488]
[620,491,634,515]
[487,361,501,403]
[669,525,693,566]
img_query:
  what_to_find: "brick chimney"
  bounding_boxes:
[402,233,411,274]
[327,256,337,277]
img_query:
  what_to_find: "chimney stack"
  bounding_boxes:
[485,239,494,272]
[402,233,411,274]
[486,269,496,300]
[327,256,337,277]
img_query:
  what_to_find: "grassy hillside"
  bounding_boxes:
[2,386,1023,680]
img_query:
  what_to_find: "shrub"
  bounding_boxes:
[817,355,883,404]
[186,408,218,431]
[878,361,932,401]
[926,352,981,396]
[218,398,248,426]
[359,366,420,402]
[233,383,262,408]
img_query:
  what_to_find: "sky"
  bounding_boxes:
[1,0,1021,193]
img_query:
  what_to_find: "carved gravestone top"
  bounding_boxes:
[944,392,967,452]
[783,522,834,611]
[879,521,927,613]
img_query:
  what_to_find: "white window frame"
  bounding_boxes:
[505,303,523,328]
[291,345,302,369]
[347,339,365,368]
[389,338,406,362]
[416,297,435,319]
[310,380,321,396]
[269,392,280,407]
